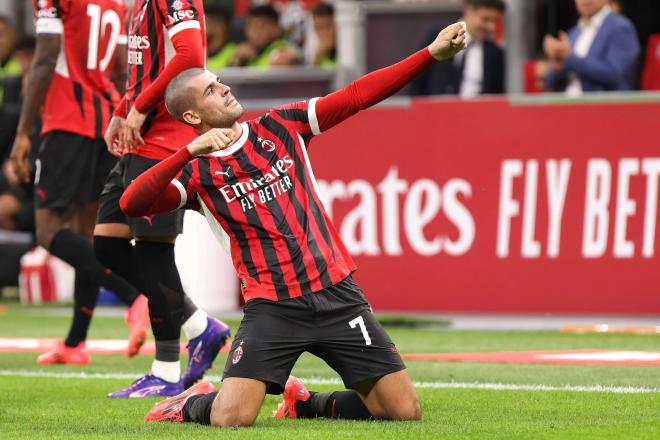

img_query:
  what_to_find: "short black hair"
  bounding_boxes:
[247,5,279,22]
[204,4,233,24]
[164,67,206,123]
[465,0,506,12]
[312,4,334,18]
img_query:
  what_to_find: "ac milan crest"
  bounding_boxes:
[231,343,244,365]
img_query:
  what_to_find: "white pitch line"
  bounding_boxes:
[0,370,658,394]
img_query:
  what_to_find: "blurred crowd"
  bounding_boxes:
[413,0,659,96]
[205,2,337,69]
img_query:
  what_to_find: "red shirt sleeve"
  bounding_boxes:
[313,48,436,133]
[120,147,195,217]
[33,0,69,34]
[133,27,205,113]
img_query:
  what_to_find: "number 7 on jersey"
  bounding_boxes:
[349,316,372,346]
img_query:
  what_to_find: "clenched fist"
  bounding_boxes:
[428,21,468,61]
[186,128,237,156]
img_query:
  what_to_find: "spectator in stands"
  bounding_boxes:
[544,0,640,94]
[0,16,20,104]
[410,0,505,97]
[311,3,336,67]
[206,6,237,71]
[230,5,300,67]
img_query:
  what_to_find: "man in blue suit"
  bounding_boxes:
[544,0,640,94]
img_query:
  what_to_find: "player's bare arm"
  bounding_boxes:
[123,106,147,150]
[104,116,126,158]
[9,34,61,183]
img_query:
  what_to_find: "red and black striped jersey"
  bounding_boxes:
[173,99,356,302]
[122,0,206,160]
[120,47,438,301]
[33,0,126,139]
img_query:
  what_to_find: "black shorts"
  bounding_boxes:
[96,153,184,237]
[223,276,406,395]
[34,131,116,210]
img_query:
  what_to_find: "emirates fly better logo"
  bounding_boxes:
[219,155,295,213]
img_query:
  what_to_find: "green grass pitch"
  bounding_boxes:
[0,303,658,439]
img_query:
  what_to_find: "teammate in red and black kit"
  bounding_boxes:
[123,22,468,426]
[96,0,230,398]
[9,0,151,365]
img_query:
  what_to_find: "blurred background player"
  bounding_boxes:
[544,0,640,94]
[206,5,237,71]
[97,0,230,398]
[8,0,151,366]
[410,0,505,98]
[230,5,300,67]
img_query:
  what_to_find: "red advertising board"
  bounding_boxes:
[247,97,660,313]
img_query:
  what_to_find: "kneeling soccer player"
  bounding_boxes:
[121,21,468,426]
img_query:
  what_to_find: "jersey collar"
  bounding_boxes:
[211,122,249,157]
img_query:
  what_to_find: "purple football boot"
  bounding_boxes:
[181,317,231,389]
[107,373,184,398]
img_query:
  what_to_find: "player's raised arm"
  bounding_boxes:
[119,129,235,217]
[313,21,467,133]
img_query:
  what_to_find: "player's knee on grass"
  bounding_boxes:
[358,370,422,421]
[364,393,421,421]
[210,398,260,428]
[387,392,422,421]
[210,378,265,428]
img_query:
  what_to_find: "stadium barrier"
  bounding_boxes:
[171,94,660,314]
[296,94,660,314]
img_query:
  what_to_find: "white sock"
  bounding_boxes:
[151,360,180,383]
[182,309,208,340]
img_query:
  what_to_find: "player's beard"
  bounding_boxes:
[202,100,244,130]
